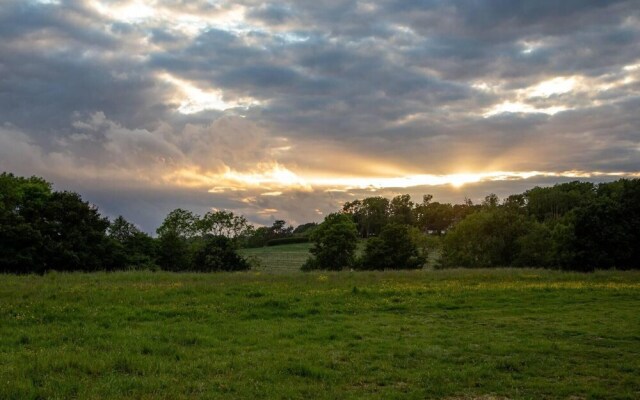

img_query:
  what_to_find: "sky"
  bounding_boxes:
[1,0,639,232]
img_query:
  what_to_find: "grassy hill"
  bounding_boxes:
[239,240,440,272]
[1,269,639,399]
[239,242,314,273]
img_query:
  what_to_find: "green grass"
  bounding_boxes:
[239,240,440,272]
[239,242,314,272]
[1,269,639,399]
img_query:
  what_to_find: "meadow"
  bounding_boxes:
[239,241,441,272]
[240,243,315,273]
[1,268,639,399]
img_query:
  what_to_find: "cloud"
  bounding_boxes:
[0,0,639,231]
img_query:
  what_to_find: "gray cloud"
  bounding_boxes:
[0,0,639,231]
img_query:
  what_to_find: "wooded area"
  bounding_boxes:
[2,172,639,273]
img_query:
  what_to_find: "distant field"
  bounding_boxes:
[239,242,314,272]
[1,269,639,399]
[239,240,440,272]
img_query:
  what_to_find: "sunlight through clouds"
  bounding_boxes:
[90,0,155,24]
[483,102,568,117]
[527,77,577,98]
[164,163,640,194]
[160,73,261,113]
[2,0,639,229]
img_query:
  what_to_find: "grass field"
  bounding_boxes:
[1,269,639,399]
[239,241,441,272]
[239,243,314,273]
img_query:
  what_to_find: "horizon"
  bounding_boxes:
[1,0,639,232]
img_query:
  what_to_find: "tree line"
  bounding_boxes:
[308,180,640,272]
[0,172,311,273]
[1,171,639,273]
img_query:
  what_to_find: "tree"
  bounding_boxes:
[342,197,390,237]
[191,235,250,272]
[37,191,123,272]
[482,193,500,208]
[451,198,479,225]
[108,216,156,269]
[157,231,190,271]
[441,208,531,268]
[156,209,198,271]
[268,219,293,239]
[302,213,359,271]
[0,173,124,273]
[569,180,640,271]
[0,173,52,273]
[156,208,198,239]
[197,210,253,239]
[525,181,595,221]
[512,221,554,267]
[407,226,433,261]
[389,194,414,225]
[414,201,454,234]
[244,226,271,248]
[358,223,425,270]
[292,222,318,236]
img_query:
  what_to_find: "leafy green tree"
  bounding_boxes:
[292,222,318,236]
[407,226,434,261]
[302,213,359,271]
[389,194,414,225]
[156,209,198,271]
[441,208,531,268]
[243,226,271,248]
[451,198,480,224]
[157,231,191,271]
[156,208,199,239]
[358,223,425,270]
[343,197,390,237]
[0,173,123,273]
[108,216,156,269]
[414,201,454,234]
[269,219,294,239]
[197,210,253,239]
[525,181,595,221]
[38,191,123,272]
[569,180,640,270]
[241,219,294,248]
[503,194,526,212]
[0,174,52,273]
[191,235,250,272]
[512,222,555,267]
[482,193,500,208]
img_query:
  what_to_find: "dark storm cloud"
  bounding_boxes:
[1,0,639,230]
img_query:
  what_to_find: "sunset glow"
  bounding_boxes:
[1,1,638,229]
[166,165,640,194]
